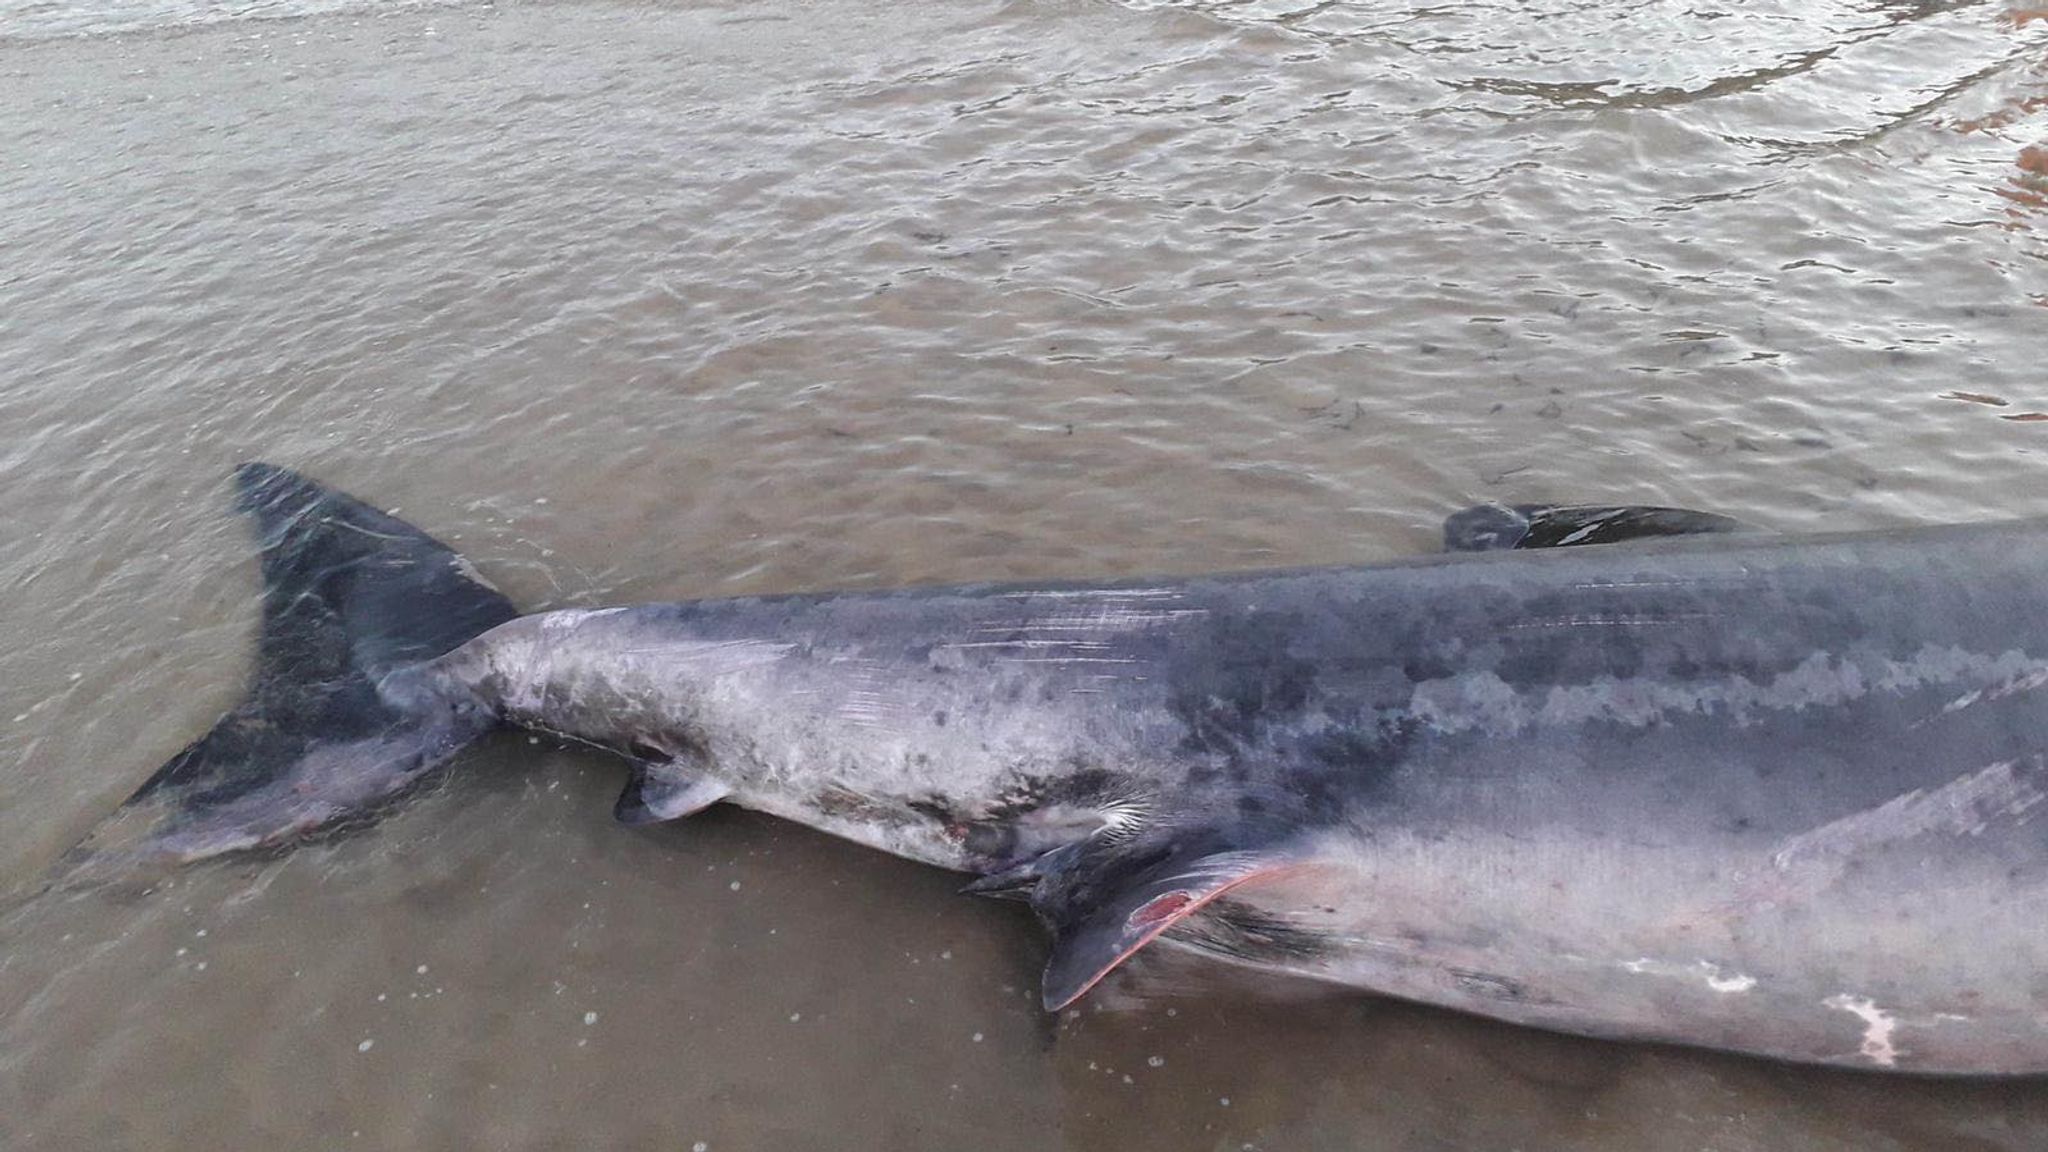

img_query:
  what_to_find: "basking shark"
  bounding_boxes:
[69,464,2048,1074]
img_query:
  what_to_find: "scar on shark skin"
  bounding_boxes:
[1825,994,1900,1068]
[1620,957,1758,994]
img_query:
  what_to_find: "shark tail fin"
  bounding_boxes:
[63,463,519,879]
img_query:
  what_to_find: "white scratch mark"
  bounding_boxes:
[548,607,627,628]
[838,687,891,729]
[1619,957,1757,993]
[1825,994,1900,1067]
[941,640,1117,650]
[1944,667,2048,714]
[1773,754,2048,872]
[614,638,795,677]
[974,608,1207,636]
[1705,971,1758,994]
[1571,579,1717,590]
[999,657,1140,665]
[1505,613,1715,631]
[999,588,1185,601]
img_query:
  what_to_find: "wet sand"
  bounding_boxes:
[4,0,2048,1147]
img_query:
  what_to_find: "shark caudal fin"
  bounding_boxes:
[62,463,518,879]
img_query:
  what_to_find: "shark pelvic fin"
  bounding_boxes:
[614,760,729,826]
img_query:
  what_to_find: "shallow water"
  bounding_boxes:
[3,0,2048,1146]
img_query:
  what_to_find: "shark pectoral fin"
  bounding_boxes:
[613,760,729,826]
[1035,845,1297,1011]
[1445,502,1748,552]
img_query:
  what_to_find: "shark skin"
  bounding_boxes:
[77,466,2048,1074]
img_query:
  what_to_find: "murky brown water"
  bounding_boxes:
[4,0,2048,1146]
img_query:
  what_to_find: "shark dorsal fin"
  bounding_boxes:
[1443,502,1747,552]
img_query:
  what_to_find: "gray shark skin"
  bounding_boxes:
[75,466,2048,1074]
